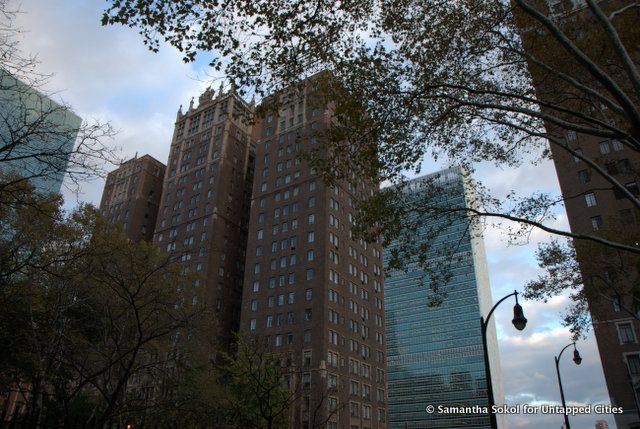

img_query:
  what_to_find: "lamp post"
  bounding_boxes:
[480,290,527,429]
[555,342,582,429]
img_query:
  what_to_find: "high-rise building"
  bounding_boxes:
[240,80,388,428]
[515,2,640,428]
[383,167,504,429]
[153,86,255,350]
[99,154,165,242]
[0,69,81,194]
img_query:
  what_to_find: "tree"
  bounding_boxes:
[102,0,640,330]
[0,1,116,199]
[0,183,204,427]
[153,333,342,429]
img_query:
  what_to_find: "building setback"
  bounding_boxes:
[515,2,640,428]
[383,167,504,429]
[99,154,165,242]
[240,80,389,429]
[153,86,255,350]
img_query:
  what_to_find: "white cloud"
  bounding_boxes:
[11,0,216,206]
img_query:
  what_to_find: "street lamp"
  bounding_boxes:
[481,290,527,429]
[555,342,582,429]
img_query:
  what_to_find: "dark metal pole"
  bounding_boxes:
[555,355,570,429]
[555,342,581,429]
[479,291,519,429]
[481,316,497,429]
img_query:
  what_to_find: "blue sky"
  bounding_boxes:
[12,1,616,427]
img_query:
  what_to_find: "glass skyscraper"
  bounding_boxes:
[0,69,81,194]
[384,166,504,429]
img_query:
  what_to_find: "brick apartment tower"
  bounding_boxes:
[153,86,255,350]
[240,80,388,429]
[516,1,640,428]
[99,154,166,241]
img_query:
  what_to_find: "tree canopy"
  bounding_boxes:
[102,0,640,335]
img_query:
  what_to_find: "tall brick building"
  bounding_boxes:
[153,86,255,350]
[516,1,640,427]
[240,80,389,428]
[99,154,165,242]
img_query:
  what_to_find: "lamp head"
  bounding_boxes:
[512,302,527,331]
[573,348,582,365]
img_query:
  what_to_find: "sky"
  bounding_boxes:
[10,1,616,428]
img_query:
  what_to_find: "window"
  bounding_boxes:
[612,139,624,151]
[328,373,338,389]
[305,308,313,320]
[249,319,256,331]
[363,405,371,420]
[591,216,603,230]
[266,315,273,328]
[378,409,386,423]
[253,281,260,292]
[328,397,338,412]
[308,231,315,243]
[627,355,640,375]
[327,351,339,367]
[565,130,577,142]
[599,141,611,154]
[306,288,313,301]
[307,250,315,261]
[251,300,258,311]
[620,209,636,225]
[572,148,583,162]
[308,214,315,224]
[585,192,597,207]
[329,232,339,247]
[577,170,590,184]
[304,329,312,343]
[288,292,295,304]
[306,269,314,280]
[619,158,632,174]
[350,402,359,418]
[618,322,636,344]
[613,297,621,312]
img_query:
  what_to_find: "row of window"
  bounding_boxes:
[249,308,313,332]
[585,181,639,208]
[250,288,313,311]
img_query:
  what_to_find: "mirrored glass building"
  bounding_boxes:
[384,166,504,429]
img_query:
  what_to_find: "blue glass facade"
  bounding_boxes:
[384,167,502,429]
[0,69,81,195]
